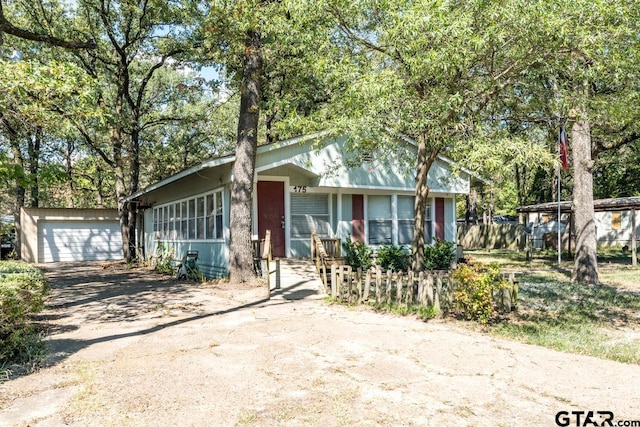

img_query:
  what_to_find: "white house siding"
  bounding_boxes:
[524,209,640,249]
[595,210,640,247]
[38,221,122,262]
[21,208,123,263]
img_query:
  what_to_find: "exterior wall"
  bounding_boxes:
[136,163,233,209]
[132,134,468,277]
[20,208,121,263]
[594,210,640,247]
[144,185,230,278]
[525,209,640,249]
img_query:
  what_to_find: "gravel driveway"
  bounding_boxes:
[1,261,639,427]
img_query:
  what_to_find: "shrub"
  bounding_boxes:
[0,261,49,365]
[343,237,373,271]
[451,262,500,323]
[376,244,410,271]
[423,238,455,270]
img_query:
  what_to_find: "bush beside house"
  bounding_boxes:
[0,261,49,365]
[339,238,516,323]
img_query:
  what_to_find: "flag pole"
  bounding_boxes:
[557,125,562,267]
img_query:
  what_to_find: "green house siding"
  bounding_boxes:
[129,133,472,278]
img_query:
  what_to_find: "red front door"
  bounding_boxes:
[257,181,285,257]
[352,194,365,244]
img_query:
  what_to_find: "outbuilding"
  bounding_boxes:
[517,196,640,264]
[20,208,123,263]
[125,132,476,278]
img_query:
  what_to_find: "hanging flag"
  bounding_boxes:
[559,126,569,171]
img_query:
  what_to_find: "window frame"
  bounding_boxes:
[153,189,224,242]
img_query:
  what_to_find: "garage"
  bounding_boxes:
[21,208,124,263]
[38,220,123,263]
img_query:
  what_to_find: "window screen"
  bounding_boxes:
[368,195,392,245]
[291,194,330,238]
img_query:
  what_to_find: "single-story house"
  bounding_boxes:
[125,132,477,278]
[517,197,640,262]
[20,208,123,263]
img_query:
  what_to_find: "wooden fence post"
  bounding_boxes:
[396,272,404,305]
[407,271,414,305]
[445,273,453,311]
[331,264,337,299]
[363,270,371,302]
[347,267,353,304]
[434,274,442,314]
[385,270,392,304]
[375,266,382,303]
[425,272,434,307]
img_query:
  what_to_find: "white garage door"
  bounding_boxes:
[38,221,124,262]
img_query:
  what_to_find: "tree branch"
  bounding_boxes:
[0,0,96,49]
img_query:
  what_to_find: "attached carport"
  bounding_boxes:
[20,208,123,263]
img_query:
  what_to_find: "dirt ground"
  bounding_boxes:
[1,261,639,427]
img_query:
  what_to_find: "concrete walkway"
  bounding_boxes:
[268,258,326,301]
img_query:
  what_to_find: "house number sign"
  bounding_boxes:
[292,186,308,193]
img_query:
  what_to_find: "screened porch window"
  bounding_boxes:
[291,193,330,238]
[153,189,224,241]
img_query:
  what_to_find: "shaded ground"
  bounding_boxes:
[1,261,640,426]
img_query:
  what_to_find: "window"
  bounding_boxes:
[188,199,196,239]
[153,189,224,241]
[612,212,622,230]
[180,201,188,239]
[169,204,176,240]
[368,195,392,245]
[424,201,433,245]
[196,197,205,239]
[365,195,432,246]
[291,194,330,238]
[397,196,414,245]
[162,206,169,240]
[215,194,223,239]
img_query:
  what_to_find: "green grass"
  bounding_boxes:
[463,250,640,364]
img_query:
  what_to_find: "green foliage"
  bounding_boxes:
[376,244,410,272]
[151,244,175,275]
[423,239,455,271]
[0,261,49,365]
[451,262,501,324]
[343,237,372,271]
[366,299,437,321]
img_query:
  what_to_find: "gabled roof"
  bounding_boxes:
[125,131,330,202]
[125,130,485,202]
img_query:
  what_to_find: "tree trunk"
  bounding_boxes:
[28,127,41,208]
[65,139,75,208]
[10,139,25,260]
[571,116,599,284]
[128,128,141,261]
[411,133,439,273]
[228,29,262,284]
[112,124,131,263]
